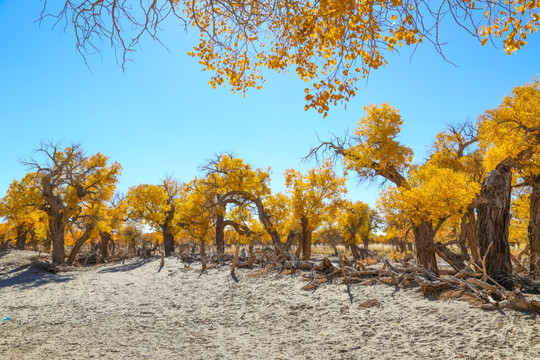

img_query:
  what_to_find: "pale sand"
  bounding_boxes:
[1,249,539,359]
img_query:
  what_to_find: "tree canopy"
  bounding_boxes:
[43,0,540,115]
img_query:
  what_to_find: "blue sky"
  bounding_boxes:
[1,1,539,207]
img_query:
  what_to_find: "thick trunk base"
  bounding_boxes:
[476,165,514,290]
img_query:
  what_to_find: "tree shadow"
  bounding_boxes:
[97,258,153,273]
[0,264,74,290]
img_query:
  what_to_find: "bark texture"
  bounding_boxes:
[528,175,540,278]
[301,226,312,261]
[215,212,225,255]
[100,232,112,258]
[476,165,514,290]
[15,225,27,250]
[42,175,66,265]
[412,222,438,275]
[67,224,95,265]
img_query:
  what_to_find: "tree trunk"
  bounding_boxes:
[67,224,95,265]
[100,232,112,259]
[295,234,302,258]
[476,165,514,290]
[110,237,116,256]
[215,212,225,255]
[412,222,438,274]
[350,243,360,259]
[200,238,206,256]
[42,175,66,265]
[528,174,540,278]
[162,225,175,257]
[250,196,284,251]
[15,225,27,250]
[162,204,176,257]
[29,229,38,251]
[362,236,369,250]
[301,225,312,260]
[464,210,480,262]
[129,236,137,255]
[49,212,65,264]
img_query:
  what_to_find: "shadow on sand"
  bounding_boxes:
[97,257,154,274]
[0,264,74,290]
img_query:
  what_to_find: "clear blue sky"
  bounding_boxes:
[1,1,539,207]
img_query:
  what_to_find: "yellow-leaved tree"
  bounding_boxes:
[477,78,540,280]
[285,160,347,260]
[22,143,121,265]
[0,173,47,250]
[338,200,380,256]
[313,104,478,273]
[126,177,182,257]
[199,154,284,254]
[46,1,540,114]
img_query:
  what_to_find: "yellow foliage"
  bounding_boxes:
[378,165,479,227]
[343,104,413,185]
[166,0,540,115]
[478,78,540,172]
[285,160,347,232]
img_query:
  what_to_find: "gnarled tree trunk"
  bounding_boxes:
[412,222,438,274]
[464,209,480,262]
[42,175,66,264]
[528,174,540,278]
[67,224,95,265]
[100,231,112,259]
[215,212,225,255]
[476,165,514,290]
[362,236,369,250]
[15,225,27,250]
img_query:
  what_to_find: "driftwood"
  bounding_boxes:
[185,246,540,312]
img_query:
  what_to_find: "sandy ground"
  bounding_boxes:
[1,249,539,359]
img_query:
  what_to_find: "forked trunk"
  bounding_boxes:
[350,244,360,259]
[362,236,369,250]
[476,165,514,290]
[528,175,540,278]
[66,224,95,265]
[412,222,438,275]
[42,176,66,265]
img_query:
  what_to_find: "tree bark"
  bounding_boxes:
[15,225,27,250]
[249,196,284,251]
[215,212,225,255]
[162,203,176,256]
[464,210,480,262]
[66,224,95,265]
[362,236,369,250]
[162,225,175,257]
[200,238,206,256]
[301,225,312,260]
[476,165,514,290]
[42,175,66,264]
[412,222,438,275]
[99,232,112,258]
[528,174,540,278]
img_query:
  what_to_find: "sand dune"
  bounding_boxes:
[1,249,539,359]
